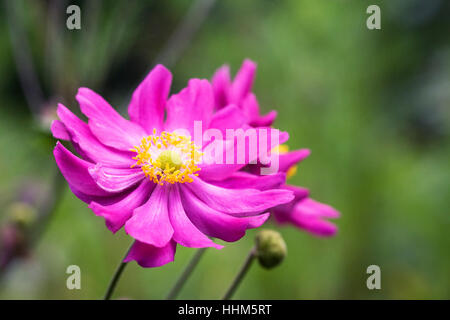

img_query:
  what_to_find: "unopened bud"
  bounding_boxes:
[255,229,287,269]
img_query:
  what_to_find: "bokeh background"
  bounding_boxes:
[0,0,449,299]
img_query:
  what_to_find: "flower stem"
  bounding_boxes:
[222,246,256,300]
[103,241,134,300]
[166,247,207,300]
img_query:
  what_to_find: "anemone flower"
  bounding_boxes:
[211,60,340,237]
[51,64,294,267]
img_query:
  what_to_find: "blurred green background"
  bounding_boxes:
[0,0,449,299]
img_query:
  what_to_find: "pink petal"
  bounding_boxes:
[125,185,173,247]
[295,198,340,219]
[68,184,130,206]
[279,198,340,237]
[88,164,145,193]
[89,181,155,233]
[186,177,294,216]
[128,64,172,133]
[55,104,135,167]
[51,120,70,140]
[241,93,277,127]
[241,92,260,121]
[272,185,310,223]
[251,110,277,127]
[283,184,310,200]
[169,186,223,249]
[197,138,246,181]
[212,171,286,190]
[229,59,256,104]
[198,128,289,181]
[209,104,247,134]
[53,142,112,196]
[164,79,214,134]
[76,88,146,151]
[211,64,231,109]
[124,240,177,268]
[278,149,310,173]
[291,212,338,237]
[180,187,269,242]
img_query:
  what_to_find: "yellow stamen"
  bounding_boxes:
[131,131,202,185]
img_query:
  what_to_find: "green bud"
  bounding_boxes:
[255,229,287,269]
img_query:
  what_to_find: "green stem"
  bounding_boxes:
[222,246,256,300]
[166,248,207,300]
[103,241,134,300]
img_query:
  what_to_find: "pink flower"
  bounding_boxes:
[272,148,340,237]
[211,60,340,237]
[273,195,340,237]
[212,59,277,127]
[51,65,294,268]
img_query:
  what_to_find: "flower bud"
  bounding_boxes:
[255,229,287,269]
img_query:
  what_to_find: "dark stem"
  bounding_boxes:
[166,248,207,300]
[222,246,256,300]
[103,241,135,300]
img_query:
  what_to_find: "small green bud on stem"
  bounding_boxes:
[255,229,287,269]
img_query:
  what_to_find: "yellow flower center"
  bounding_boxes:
[157,150,182,171]
[131,130,202,185]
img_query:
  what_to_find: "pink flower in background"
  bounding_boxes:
[271,147,340,237]
[274,196,340,237]
[212,59,277,127]
[216,156,340,237]
[211,60,340,237]
[51,64,294,268]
